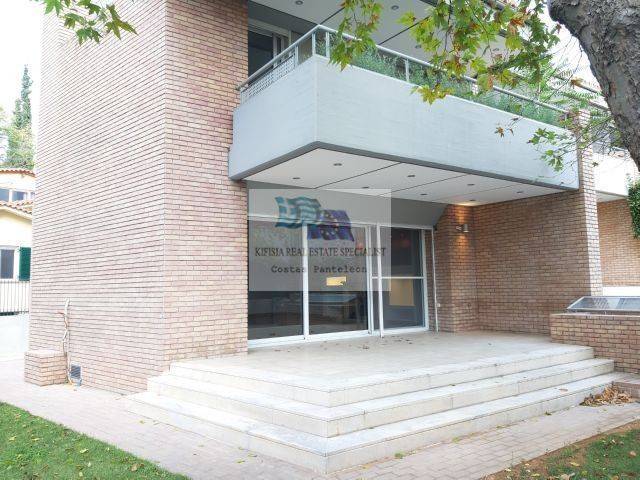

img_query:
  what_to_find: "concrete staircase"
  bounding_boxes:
[127,344,624,473]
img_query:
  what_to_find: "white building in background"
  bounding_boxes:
[0,168,34,313]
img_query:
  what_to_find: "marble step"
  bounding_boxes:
[149,358,613,437]
[168,345,595,406]
[128,373,624,473]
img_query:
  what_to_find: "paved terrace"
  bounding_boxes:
[1,333,640,479]
[184,332,563,384]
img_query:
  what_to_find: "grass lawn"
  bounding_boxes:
[0,402,189,479]
[489,420,640,480]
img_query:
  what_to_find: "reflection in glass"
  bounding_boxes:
[378,227,423,276]
[374,279,424,329]
[307,224,369,334]
[373,227,426,330]
[248,219,303,339]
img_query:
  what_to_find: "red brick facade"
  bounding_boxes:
[551,313,640,373]
[598,199,640,286]
[29,0,248,393]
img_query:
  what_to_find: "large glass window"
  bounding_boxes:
[248,219,303,340]
[0,249,15,279]
[0,189,9,202]
[248,219,430,342]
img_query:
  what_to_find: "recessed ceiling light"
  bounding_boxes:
[391,4,399,10]
[407,174,416,178]
[295,0,303,4]
[333,162,342,166]
[292,177,301,180]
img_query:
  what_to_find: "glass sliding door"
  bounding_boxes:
[307,224,370,336]
[248,218,432,344]
[248,219,304,340]
[248,26,289,76]
[373,227,427,331]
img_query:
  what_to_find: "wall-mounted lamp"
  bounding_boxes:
[456,224,469,233]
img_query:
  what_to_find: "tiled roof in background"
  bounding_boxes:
[0,168,35,177]
[0,200,33,216]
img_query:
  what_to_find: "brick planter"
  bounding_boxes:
[24,349,68,386]
[550,313,640,373]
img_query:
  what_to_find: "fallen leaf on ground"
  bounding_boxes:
[581,387,632,406]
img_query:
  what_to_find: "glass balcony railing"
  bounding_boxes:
[237,25,569,128]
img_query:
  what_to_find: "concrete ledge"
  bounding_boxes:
[550,313,640,374]
[614,377,640,398]
[24,349,67,386]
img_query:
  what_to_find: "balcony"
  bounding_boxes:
[594,148,638,202]
[229,26,580,206]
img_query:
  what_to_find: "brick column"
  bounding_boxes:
[434,205,479,332]
[162,0,249,364]
[573,110,603,296]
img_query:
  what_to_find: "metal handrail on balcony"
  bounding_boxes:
[237,25,574,127]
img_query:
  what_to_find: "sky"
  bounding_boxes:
[0,1,42,132]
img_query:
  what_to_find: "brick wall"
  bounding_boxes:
[433,189,602,334]
[473,189,602,334]
[551,313,640,373]
[29,0,248,393]
[434,205,479,332]
[598,199,640,286]
[24,350,67,386]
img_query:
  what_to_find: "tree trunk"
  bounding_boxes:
[548,0,640,172]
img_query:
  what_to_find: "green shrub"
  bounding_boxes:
[323,46,563,127]
[628,177,640,238]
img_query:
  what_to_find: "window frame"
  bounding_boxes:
[10,190,30,201]
[0,246,18,280]
[0,188,33,202]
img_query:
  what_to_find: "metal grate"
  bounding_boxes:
[568,296,640,314]
[240,54,296,103]
[69,364,82,385]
